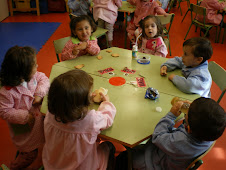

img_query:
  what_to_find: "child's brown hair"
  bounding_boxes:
[48,69,93,123]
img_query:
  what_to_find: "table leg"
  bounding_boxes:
[9,0,14,16]
[125,12,128,49]
[36,0,40,16]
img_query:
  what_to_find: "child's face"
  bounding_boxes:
[144,18,158,39]
[182,46,203,67]
[73,20,93,42]
[30,57,38,79]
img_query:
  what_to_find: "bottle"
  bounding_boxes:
[171,97,190,114]
[132,45,138,59]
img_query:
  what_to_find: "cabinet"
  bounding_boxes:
[0,0,9,21]
[8,0,40,16]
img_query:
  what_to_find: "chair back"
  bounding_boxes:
[186,141,216,170]
[53,36,71,62]
[208,61,226,103]
[190,3,207,24]
[157,13,175,33]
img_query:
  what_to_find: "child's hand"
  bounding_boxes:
[160,66,167,76]
[163,13,168,17]
[99,92,110,102]
[156,0,162,7]
[32,96,43,106]
[168,74,175,81]
[74,42,88,51]
[72,48,80,56]
[170,101,184,117]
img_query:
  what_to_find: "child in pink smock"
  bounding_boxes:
[127,0,167,44]
[197,0,226,25]
[93,0,122,47]
[138,15,168,57]
[42,69,117,170]
[0,46,50,169]
[61,15,100,61]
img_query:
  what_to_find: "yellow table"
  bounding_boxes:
[41,47,199,147]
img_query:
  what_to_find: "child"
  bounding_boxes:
[127,0,167,44]
[93,0,122,47]
[42,69,116,170]
[138,15,168,57]
[160,37,212,97]
[61,15,100,61]
[116,97,226,169]
[68,0,92,17]
[197,0,226,26]
[0,46,50,169]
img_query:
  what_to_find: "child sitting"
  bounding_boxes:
[160,37,212,97]
[138,15,168,57]
[61,15,100,61]
[68,0,92,17]
[197,0,226,26]
[127,0,167,44]
[42,69,116,170]
[93,0,122,47]
[116,97,226,169]
[0,46,50,169]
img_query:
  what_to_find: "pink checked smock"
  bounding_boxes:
[0,72,50,152]
[139,36,168,57]
[42,101,116,170]
[127,0,166,37]
[61,36,100,61]
[197,0,226,25]
[93,0,122,24]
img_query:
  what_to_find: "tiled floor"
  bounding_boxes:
[0,0,226,169]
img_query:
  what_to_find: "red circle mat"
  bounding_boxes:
[109,77,126,86]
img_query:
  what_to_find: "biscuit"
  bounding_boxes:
[97,55,103,60]
[111,53,119,57]
[106,50,112,53]
[74,64,84,69]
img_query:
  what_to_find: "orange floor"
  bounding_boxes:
[0,0,226,169]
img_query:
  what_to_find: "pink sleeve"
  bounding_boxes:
[86,39,101,56]
[209,1,226,10]
[61,40,78,61]
[34,72,50,98]
[154,38,168,58]
[94,101,116,131]
[152,2,166,15]
[0,89,29,124]
[114,0,122,8]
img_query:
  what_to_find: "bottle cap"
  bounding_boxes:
[132,45,138,51]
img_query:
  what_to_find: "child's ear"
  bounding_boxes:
[197,57,203,64]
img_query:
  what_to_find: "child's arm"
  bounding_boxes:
[0,90,30,124]
[114,0,122,8]
[154,38,168,58]
[127,0,136,6]
[153,1,167,15]
[33,72,50,105]
[207,0,226,11]
[85,39,101,55]
[61,40,77,61]
[160,57,184,72]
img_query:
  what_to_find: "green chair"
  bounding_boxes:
[181,0,201,23]
[186,141,216,170]
[168,0,175,13]
[177,0,190,16]
[157,13,175,56]
[221,22,226,44]
[0,164,10,170]
[53,36,71,62]
[184,3,218,42]
[69,13,109,48]
[208,61,226,103]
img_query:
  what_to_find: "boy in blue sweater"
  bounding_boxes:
[115,97,226,170]
[160,37,212,97]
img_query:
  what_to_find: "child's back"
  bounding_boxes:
[42,69,116,170]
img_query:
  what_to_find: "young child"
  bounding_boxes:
[93,0,122,47]
[61,15,100,61]
[160,37,212,97]
[0,46,50,169]
[138,15,168,57]
[127,0,167,44]
[116,97,226,169]
[197,0,226,26]
[68,0,92,17]
[42,69,116,170]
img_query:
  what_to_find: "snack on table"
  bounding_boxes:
[93,87,108,103]
[145,87,159,100]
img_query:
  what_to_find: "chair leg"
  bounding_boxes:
[221,28,226,44]
[178,1,183,16]
[105,33,109,48]
[184,23,193,40]
[181,9,191,23]
[168,35,172,56]
[215,27,218,43]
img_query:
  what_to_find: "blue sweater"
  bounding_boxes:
[68,0,91,16]
[161,57,212,97]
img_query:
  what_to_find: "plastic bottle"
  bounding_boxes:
[132,45,138,59]
[171,97,190,114]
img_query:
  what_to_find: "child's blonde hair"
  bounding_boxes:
[48,69,93,123]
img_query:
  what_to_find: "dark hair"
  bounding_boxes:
[48,69,93,124]
[0,46,36,87]
[188,97,226,141]
[183,37,213,64]
[139,15,163,39]
[70,15,97,38]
